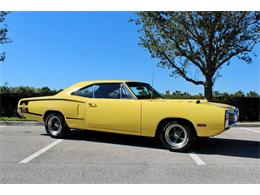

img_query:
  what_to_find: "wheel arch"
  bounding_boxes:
[43,110,66,121]
[155,117,197,138]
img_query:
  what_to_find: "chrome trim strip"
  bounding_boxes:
[122,82,137,100]
[122,82,137,99]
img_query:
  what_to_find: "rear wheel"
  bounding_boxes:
[159,121,195,152]
[45,113,69,138]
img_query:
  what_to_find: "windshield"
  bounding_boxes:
[126,82,163,99]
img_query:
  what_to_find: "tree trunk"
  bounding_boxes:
[204,78,213,101]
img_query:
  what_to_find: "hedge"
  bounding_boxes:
[213,97,259,121]
[0,91,59,117]
[0,89,259,121]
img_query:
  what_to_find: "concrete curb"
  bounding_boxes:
[0,121,259,127]
[235,123,260,127]
[0,121,44,126]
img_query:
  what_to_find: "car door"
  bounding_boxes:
[86,83,141,134]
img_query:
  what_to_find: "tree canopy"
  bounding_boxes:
[0,11,11,62]
[132,12,260,100]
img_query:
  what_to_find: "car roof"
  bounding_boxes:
[75,80,141,86]
[58,80,146,95]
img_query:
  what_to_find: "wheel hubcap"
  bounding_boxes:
[47,116,62,136]
[164,123,188,149]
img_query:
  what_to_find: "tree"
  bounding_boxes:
[233,90,245,97]
[40,87,52,93]
[247,91,259,97]
[132,12,260,100]
[0,11,11,62]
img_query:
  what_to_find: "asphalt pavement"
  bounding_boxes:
[0,125,259,183]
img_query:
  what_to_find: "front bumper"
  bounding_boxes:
[225,107,239,129]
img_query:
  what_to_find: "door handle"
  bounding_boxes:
[88,103,97,107]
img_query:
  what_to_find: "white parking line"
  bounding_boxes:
[188,151,206,165]
[19,139,63,164]
[241,127,260,134]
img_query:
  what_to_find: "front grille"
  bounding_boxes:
[229,113,236,126]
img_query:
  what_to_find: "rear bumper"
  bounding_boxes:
[17,108,24,118]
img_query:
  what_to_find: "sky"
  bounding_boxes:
[1,12,260,94]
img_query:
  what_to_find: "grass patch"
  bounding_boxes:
[0,117,28,121]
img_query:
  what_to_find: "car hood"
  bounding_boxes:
[146,98,235,109]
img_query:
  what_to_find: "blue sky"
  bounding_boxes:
[1,12,259,94]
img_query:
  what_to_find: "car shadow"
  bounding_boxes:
[193,137,260,159]
[42,129,163,149]
[41,130,260,159]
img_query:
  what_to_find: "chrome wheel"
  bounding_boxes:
[164,123,188,149]
[47,115,62,136]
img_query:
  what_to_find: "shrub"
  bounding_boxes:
[164,90,260,121]
[0,86,259,121]
[0,86,61,117]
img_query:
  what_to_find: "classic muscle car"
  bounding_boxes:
[17,80,239,152]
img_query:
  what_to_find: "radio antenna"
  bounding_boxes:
[151,69,155,100]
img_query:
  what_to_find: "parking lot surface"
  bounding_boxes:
[0,125,259,183]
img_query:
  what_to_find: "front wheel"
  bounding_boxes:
[159,122,195,152]
[45,113,69,138]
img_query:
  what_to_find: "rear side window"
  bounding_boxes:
[71,85,95,98]
[94,83,121,99]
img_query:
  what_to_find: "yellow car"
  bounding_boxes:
[17,80,239,152]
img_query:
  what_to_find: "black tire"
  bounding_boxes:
[159,121,196,152]
[44,113,70,138]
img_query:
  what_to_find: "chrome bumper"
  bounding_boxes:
[17,108,24,118]
[225,107,239,129]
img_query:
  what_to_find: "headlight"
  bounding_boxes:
[225,111,229,128]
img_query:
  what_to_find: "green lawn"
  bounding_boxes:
[0,117,28,121]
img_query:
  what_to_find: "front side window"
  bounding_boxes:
[126,82,163,99]
[120,84,133,99]
[72,83,133,99]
